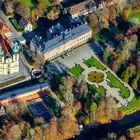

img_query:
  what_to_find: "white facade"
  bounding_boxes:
[0,54,19,75]
[24,23,33,32]
[44,30,92,60]
[0,38,21,75]
[30,22,92,61]
[19,17,33,33]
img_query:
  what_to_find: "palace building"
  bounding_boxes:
[30,17,92,60]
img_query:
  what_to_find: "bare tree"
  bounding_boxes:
[33,53,45,69]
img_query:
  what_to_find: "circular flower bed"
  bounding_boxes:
[88,71,104,83]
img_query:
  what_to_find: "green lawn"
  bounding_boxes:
[92,85,106,98]
[84,57,105,71]
[120,97,140,115]
[107,71,130,98]
[16,0,53,9]
[70,65,84,78]
[0,76,26,88]
[9,18,24,32]
[16,0,35,8]
[129,11,140,24]
[40,0,53,8]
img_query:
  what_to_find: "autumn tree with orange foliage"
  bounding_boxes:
[96,97,118,124]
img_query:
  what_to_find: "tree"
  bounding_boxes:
[33,126,43,140]
[36,1,46,15]
[44,106,80,140]
[59,76,76,105]
[122,4,132,20]
[9,124,22,140]
[96,97,118,124]
[119,135,127,140]
[92,26,100,38]
[129,63,136,77]
[51,0,60,5]
[132,77,138,90]
[108,6,117,21]
[6,100,28,121]
[97,7,109,23]
[103,45,114,64]
[115,34,125,42]
[4,0,13,14]
[107,132,117,140]
[44,117,59,140]
[14,3,30,18]
[87,13,98,28]
[34,117,45,125]
[47,6,60,20]
[115,0,127,14]
[33,53,45,69]
[121,67,130,83]
[90,102,97,112]
[57,106,80,139]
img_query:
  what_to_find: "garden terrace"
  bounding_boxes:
[119,97,140,115]
[84,57,105,70]
[91,85,106,98]
[107,71,130,98]
[70,64,84,78]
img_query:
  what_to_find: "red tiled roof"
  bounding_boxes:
[0,35,11,56]
[0,23,13,57]
[0,22,11,35]
[0,34,14,57]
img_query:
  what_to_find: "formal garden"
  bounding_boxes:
[88,71,104,83]
[69,56,136,114]
[107,71,130,98]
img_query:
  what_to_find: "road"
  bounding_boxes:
[72,110,140,140]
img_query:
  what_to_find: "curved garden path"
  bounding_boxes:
[78,54,134,107]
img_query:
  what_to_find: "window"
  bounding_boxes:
[8,64,10,68]
[8,70,10,74]
[15,54,18,60]
[0,57,2,63]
